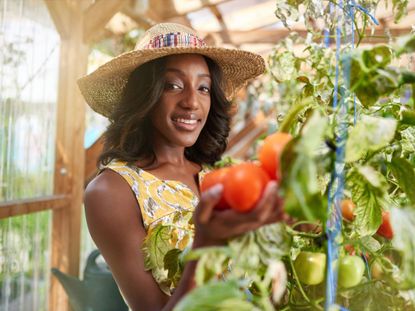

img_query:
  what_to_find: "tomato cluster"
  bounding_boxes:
[340,199,393,239]
[200,132,292,213]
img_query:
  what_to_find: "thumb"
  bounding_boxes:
[197,184,224,224]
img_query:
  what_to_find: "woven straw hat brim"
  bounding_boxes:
[78,46,265,118]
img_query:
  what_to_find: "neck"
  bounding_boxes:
[152,140,188,167]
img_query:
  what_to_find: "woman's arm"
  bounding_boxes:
[85,170,284,310]
[84,169,169,310]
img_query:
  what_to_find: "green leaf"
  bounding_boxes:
[362,45,392,69]
[341,280,415,310]
[348,167,385,237]
[345,116,397,163]
[391,208,415,289]
[274,0,302,28]
[269,51,298,82]
[400,110,415,126]
[278,98,312,133]
[255,223,291,264]
[359,236,382,253]
[357,165,388,189]
[396,35,415,56]
[401,127,415,153]
[164,248,182,281]
[143,224,172,272]
[389,158,415,204]
[173,280,250,311]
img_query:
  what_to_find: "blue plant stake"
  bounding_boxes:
[324,0,350,309]
[324,1,379,309]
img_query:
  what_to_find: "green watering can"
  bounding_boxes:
[52,249,129,311]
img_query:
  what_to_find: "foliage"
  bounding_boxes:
[141,1,415,310]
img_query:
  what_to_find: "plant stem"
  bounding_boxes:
[289,257,324,310]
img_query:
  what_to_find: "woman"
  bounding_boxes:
[78,23,284,311]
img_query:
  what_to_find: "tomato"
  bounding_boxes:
[200,167,231,210]
[223,163,269,213]
[338,255,365,288]
[376,211,393,239]
[293,251,326,285]
[344,244,356,256]
[258,132,292,181]
[341,199,355,221]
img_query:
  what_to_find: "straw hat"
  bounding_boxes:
[78,23,265,118]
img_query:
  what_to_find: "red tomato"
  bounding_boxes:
[200,167,231,210]
[344,244,356,256]
[258,132,292,181]
[341,199,355,221]
[223,163,269,213]
[376,211,393,239]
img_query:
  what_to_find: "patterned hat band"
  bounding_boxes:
[145,32,206,49]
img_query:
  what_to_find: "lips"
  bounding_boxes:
[171,113,201,131]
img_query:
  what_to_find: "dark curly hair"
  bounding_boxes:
[98,55,232,167]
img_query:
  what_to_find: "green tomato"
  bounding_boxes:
[338,255,365,288]
[294,251,326,285]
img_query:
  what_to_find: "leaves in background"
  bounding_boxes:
[389,158,415,204]
[345,116,397,163]
[391,208,415,289]
[349,166,385,236]
[173,280,254,311]
[281,110,329,221]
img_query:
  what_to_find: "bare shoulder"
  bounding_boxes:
[84,169,143,249]
[84,169,138,218]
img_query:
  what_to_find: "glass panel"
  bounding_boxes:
[0,211,52,311]
[218,0,277,31]
[0,0,60,202]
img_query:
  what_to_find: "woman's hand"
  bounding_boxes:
[193,181,285,248]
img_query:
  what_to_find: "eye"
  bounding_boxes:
[199,85,211,94]
[165,82,182,91]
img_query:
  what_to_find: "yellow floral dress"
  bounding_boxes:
[102,159,206,294]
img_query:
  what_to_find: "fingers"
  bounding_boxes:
[196,184,224,224]
[249,181,279,222]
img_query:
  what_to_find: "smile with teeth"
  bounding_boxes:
[174,118,198,124]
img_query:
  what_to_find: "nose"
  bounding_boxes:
[179,86,199,110]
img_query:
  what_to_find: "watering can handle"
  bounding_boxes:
[85,249,101,270]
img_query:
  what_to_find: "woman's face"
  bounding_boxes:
[151,54,211,148]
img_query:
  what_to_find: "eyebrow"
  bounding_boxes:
[165,68,211,79]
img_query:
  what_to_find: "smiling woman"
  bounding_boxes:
[78,23,282,311]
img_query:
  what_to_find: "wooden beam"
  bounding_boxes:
[0,195,69,219]
[83,0,129,43]
[48,1,89,310]
[85,135,104,186]
[211,27,414,45]
[209,5,232,44]
[167,0,232,17]
[44,0,72,39]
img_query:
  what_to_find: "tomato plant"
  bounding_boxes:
[341,199,355,221]
[338,255,365,288]
[223,163,269,213]
[258,132,292,181]
[293,251,326,285]
[376,211,394,240]
[200,167,231,210]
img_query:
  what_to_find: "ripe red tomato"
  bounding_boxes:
[200,167,231,210]
[376,211,393,239]
[258,132,292,181]
[341,199,355,221]
[223,163,269,213]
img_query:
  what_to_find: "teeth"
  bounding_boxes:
[174,118,197,125]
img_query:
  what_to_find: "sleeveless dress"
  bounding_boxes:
[102,159,207,294]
